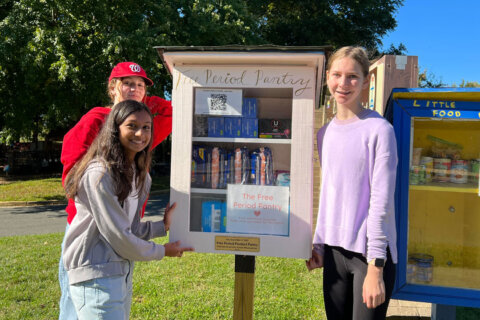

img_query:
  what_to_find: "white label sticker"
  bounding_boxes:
[195,88,242,116]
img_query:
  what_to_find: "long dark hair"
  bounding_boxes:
[65,100,153,203]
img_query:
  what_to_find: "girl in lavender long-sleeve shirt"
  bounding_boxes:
[306,46,398,320]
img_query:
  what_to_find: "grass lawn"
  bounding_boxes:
[2,177,480,319]
[0,175,170,202]
[0,177,65,202]
[0,176,328,319]
[0,233,326,320]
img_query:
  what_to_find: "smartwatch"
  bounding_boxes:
[368,258,386,267]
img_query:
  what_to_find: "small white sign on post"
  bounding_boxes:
[226,184,290,236]
[195,88,243,116]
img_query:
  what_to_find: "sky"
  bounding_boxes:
[380,0,479,86]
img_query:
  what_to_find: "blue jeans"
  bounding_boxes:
[69,261,134,320]
[58,224,77,320]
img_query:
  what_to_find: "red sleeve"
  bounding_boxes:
[61,107,111,224]
[141,195,149,219]
[144,96,173,149]
[61,99,170,222]
[60,107,111,185]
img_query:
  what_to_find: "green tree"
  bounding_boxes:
[370,42,407,58]
[0,0,404,143]
[418,69,446,88]
[0,0,261,144]
[453,80,480,88]
[246,0,403,48]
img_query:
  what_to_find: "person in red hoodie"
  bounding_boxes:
[58,62,173,320]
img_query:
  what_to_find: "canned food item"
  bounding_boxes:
[433,158,451,182]
[407,257,418,283]
[450,159,468,184]
[412,147,423,166]
[420,157,434,183]
[410,165,423,185]
[410,166,420,185]
[410,253,434,283]
[470,159,480,183]
[419,165,426,184]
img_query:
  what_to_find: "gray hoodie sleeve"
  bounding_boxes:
[81,166,165,261]
[131,213,167,240]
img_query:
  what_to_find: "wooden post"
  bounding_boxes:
[233,255,255,320]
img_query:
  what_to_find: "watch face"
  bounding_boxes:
[375,259,386,267]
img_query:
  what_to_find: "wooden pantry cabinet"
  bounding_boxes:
[156,46,327,259]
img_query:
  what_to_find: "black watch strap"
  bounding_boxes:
[369,258,386,267]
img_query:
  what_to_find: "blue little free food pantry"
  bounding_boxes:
[388,88,480,307]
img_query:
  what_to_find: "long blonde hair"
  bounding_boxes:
[327,46,370,77]
[107,78,122,103]
[107,78,147,105]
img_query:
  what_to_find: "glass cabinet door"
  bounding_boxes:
[189,87,292,236]
[407,118,480,290]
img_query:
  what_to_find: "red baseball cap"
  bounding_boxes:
[108,62,154,86]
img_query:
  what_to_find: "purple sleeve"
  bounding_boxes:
[316,124,328,169]
[312,125,328,249]
[366,124,398,262]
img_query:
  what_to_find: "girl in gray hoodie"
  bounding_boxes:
[63,99,193,320]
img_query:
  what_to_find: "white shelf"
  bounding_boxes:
[192,137,291,144]
[191,186,290,194]
[409,182,479,194]
[191,188,227,194]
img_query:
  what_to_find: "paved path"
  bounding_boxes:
[0,193,169,237]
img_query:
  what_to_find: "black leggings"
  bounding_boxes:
[323,245,396,320]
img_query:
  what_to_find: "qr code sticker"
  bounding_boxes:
[209,94,227,111]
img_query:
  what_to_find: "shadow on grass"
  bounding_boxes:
[7,204,67,215]
[39,195,66,201]
[0,173,61,183]
[387,317,430,320]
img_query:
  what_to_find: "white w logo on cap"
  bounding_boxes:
[129,64,141,73]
